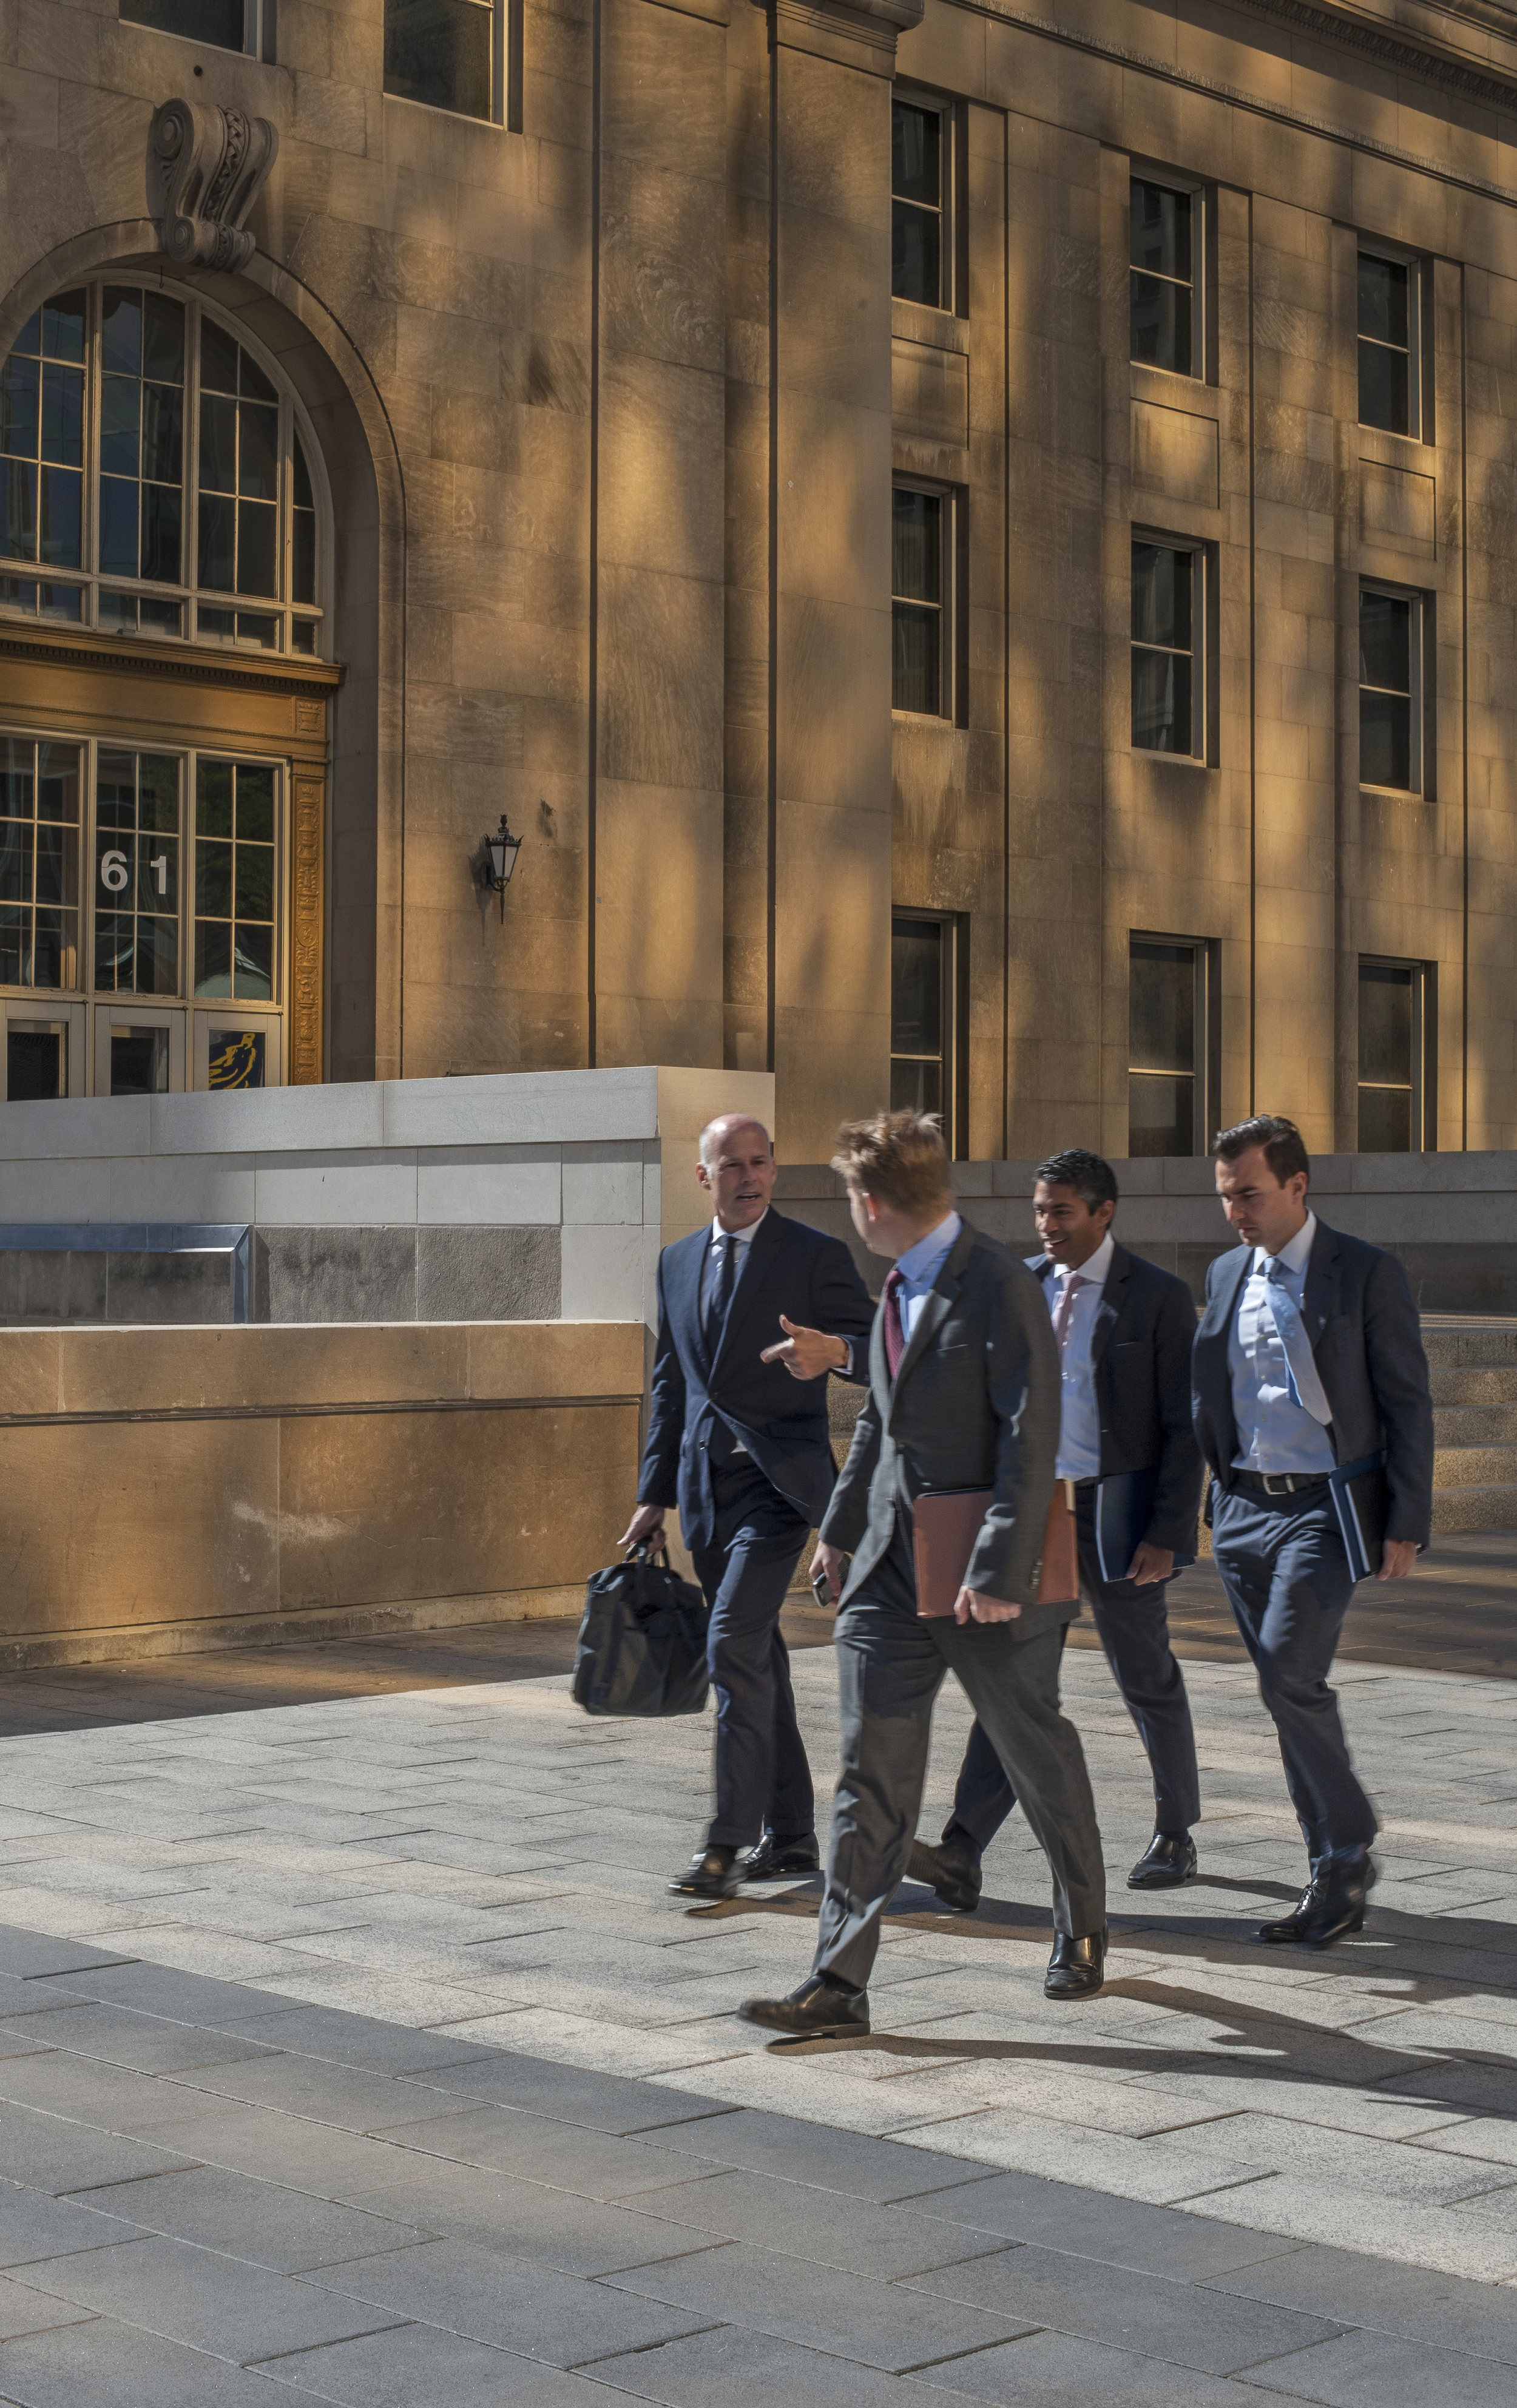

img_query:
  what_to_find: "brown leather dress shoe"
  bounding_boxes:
[1045,1927,1106,1999]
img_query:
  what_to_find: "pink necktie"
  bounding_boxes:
[883,1267,906,1379]
[1053,1271,1086,1352]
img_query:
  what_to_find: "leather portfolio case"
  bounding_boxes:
[913,1483,1079,1618]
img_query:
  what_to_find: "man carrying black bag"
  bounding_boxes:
[621,1113,874,1901]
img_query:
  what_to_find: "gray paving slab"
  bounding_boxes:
[16,2234,402,2362]
[336,2160,718,2278]
[420,2052,748,2135]
[621,2105,1002,2202]
[0,2052,228,2133]
[169,2053,452,2131]
[1202,2240,1517,2361]
[266,2319,644,2403]
[908,2326,1277,2404]
[0,2103,198,2196]
[0,2185,148,2272]
[105,2104,437,2199]
[586,2322,990,2404]
[0,1932,135,1981]
[0,2277,92,2342]
[19,1966,300,2025]
[0,1978,91,2023]
[0,2004,280,2077]
[1246,2325,1517,2404]
[621,2167,1018,2280]
[356,2102,703,2197]
[904,2243,1344,2376]
[67,2166,427,2276]
[604,2239,1035,2373]
[914,2171,1311,2279]
[302,2234,714,2366]
[0,2315,331,2406]
[206,2006,509,2078]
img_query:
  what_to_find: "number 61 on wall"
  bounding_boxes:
[100,851,170,895]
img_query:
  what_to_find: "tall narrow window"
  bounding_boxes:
[1130,938,1208,1156]
[892,100,945,307]
[119,0,257,56]
[0,291,85,607]
[893,485,947,715]
[385,0,498,120]
[93,750,181,997]
[891,913,962,1149]
[1132,542,1198,754]
[1359,958,1431,1151]
[99,286,186,634]
[1359,252,1416,436]
[1130,181,1194,376]
[195,761,275,1001]
[1360,589,1418,791]
[1,740,80,992]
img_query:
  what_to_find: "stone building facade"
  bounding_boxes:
[2,0,1517,1161]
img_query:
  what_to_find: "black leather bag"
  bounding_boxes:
[572,1546,711,1718]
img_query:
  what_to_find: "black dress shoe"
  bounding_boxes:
[1127,1831,1198,1890]
[1257,1858,1375,1945]
[741,1832,820,1882]
[738,1975,870,2039]
[1045,1927,1106,1999]
[907,1838,982,1913]
[1300,1855,1375,1948]
[669,1845,740,1901]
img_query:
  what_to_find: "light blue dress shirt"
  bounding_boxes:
[1045,1230,1113,1481]
[1227,1211,1335,1475]
[891,1211,962,1347]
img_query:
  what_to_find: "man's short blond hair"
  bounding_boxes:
[832,1109,952,1216]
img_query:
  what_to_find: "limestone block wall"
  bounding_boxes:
[0,1321,644,1667]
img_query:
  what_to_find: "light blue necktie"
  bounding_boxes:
[1264,1258,1332,1426]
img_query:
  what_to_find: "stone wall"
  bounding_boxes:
[0,1319,643,1668]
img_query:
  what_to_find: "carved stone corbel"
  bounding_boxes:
[148,98,279,273]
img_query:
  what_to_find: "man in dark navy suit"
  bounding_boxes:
[1194,1114,1433,1949]
[910,1149,1206,1914]
[623,1114,874,1901]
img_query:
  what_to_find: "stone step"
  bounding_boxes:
[1431,1482,1517,1532]
[1434,1404,1517,1444]
[1428,1367,1517,1404]
[1431,1444,1517,1489]
[1422,1327,1517,1368]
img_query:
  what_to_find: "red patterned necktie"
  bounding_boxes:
[883,1266,906,1379]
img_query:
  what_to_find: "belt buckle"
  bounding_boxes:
[1260,1473,1292,1497]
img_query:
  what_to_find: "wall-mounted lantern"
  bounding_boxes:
[479,813,524,921]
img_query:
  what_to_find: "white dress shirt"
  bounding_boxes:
[1044,1231,1113,1482]
[890,1211,962,1347]
[1228,1211,1336,1475]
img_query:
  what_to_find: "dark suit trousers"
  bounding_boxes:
[1209,1485,1376,1868]
[812,1516,1106,1993]
[690,1456,814,1852]
[944,1483,1201,1856]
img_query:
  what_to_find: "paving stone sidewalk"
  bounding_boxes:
[1,1923,1516,2404]
[1,1642,1516,2402]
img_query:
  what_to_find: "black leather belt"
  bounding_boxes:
[1232,1469,1331,1499]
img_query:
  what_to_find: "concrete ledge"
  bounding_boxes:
[0,1584,590,1672]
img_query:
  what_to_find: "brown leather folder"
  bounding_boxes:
[913,1483,1080,1618]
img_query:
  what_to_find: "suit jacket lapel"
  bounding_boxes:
[1302,1216,1339,1350]
[1089,1243,1128,1370]
[887,1223,974,1430]
[677,1228,716,1380]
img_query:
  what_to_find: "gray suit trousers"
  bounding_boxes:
[812,1520,1107,1993]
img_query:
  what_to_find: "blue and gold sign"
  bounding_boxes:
[209,1029,266,1089]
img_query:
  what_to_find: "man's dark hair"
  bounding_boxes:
[1034,1149,1118,1214]
[1211,1113,1310,1185]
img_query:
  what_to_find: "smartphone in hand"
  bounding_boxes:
[811,1555,851,1609]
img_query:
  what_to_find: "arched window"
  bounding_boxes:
[1,280,325,656]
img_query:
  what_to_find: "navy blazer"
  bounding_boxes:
[1192,1216,1434,1547]
[637,1208,875,1551]
[1033,1242,1204,1556]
